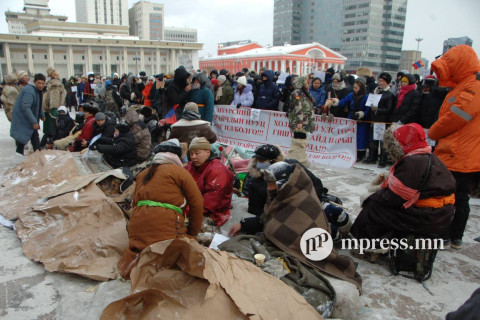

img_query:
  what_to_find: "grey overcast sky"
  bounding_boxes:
[1,0,479,66]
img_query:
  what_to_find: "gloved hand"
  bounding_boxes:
[327,113,334,122]
[321,113,327,121]
[158,119,166,127]
[130,92,136,100]
[136,78,142,84]
[236,103,241,109]
[89,144,97,150]
[354,111,364,120]
[260,169,276,183]
[370,105,378,113]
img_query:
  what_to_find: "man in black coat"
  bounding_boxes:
[418,75,449,129]
[51,106,74,142]
[89,112,116,147]
[90,123,137,168]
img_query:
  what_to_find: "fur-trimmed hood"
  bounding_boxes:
[383,123,405,161]
[247,145,285,178]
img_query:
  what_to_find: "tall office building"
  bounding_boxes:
[75,0,129,26]
[443,36,473,53]
[273,0,408,74]
[129,1,164,40]
[5,0,68,35]
[164,27,198,43]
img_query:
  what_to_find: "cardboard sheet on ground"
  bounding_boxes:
[100,238,323,320]
[15,183,128,281]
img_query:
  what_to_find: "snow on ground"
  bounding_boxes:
[0,109,478,319]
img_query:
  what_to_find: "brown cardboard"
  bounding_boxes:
[101,238,323,320]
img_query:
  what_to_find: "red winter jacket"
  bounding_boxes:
[185,158,233,226]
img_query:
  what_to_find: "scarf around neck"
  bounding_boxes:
[152,152,183,166]
[396,84,416,108]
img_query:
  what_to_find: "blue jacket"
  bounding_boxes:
[10,84,45,144]
[77,82,86,103]
[189,86,214,123]
[309,85,326,107]
[337,92,370,150]
[256,70,280,110]
[231,84,254,107]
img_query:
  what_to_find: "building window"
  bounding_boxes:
[64,55,67,60]
[44,55,47,59]
[82,55,85,60]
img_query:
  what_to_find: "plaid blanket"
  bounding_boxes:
[262,164,362,291]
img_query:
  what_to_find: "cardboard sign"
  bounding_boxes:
[313,71,326,83]
[373,123,386,141]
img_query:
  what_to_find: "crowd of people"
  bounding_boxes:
[1,45,480,313]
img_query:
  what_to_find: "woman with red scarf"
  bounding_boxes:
[350,123,456,242]
[390,74,421,124]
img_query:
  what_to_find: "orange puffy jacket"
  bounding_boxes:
[142,82,153,107]
[428,45,480,173]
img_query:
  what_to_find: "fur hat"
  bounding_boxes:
[236,76,247,86]
[184,102,199,113]
[5,74,18,84]
[139,106,153,118]
[383,123,405,161]
[357,67,373,78]
[254,144,281,161]
[217,75,227,85]
[378,72,392,84]
[82,103,99,114]
[115,123,130,135]
[153,138,182,158]
[58,106,68,114]
[47,67,60,79]
[17,70,28,80]
[189,137,211,151]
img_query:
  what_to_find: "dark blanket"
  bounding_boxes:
[262,164,362,291]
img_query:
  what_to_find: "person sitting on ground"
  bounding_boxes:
[230,76,254,108]
[89,123,137,168]
[124,108,152,162]
[138,106,160,146]
[185,137,233,226]
[51,106,74,142]
[89,112,116,147]
[169,102,217,146]
[229,144,351,241]
[69,102,98,151]
[53,111,84,150]
[350,123,456,250]
[117,140,204,279]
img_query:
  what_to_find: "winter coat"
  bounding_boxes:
[1,84,20,121]
[256,70,280,110]
[111,78,121,91]
[51,113,74,141]
[43,78,66,134]
[73,115,96,148]
[120,77,145,104]
[142,82,153,107]
[429,45,480,173]
[117,163,204,279]
[337,92,370,150]
[390,89,421,124]
[94,81,105,97]
[185,158,234,226]
[125,109,152,161]
[103,85,123,117]
[309,85,326,107]
[288,77,316,133]
[418,88,448,129]
[77,82,86,103]
[10,84,46,144]
[327,84,352,118]
[91,117,116,145]
[189,86,214,124]
[231,84,254,107]
[96,131,137,168]
[370,86,395,123]
[165,67,191,118]
[280,85,295,115]
[65,80,78,107]
[351,152,456,240]
[170,113,217,146]
[215,81,234,105]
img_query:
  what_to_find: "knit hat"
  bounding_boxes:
[58,106,68,114]
[393,123,428,154]
[17,70,28,81]
[401,74,416,85]
[326,67,335,75]
[184,102,199,113]
[254,144,280,161]
[237,76,247,86]
[95,112,106,121]
[332,73,342,81]
[189,137,211,151]
[211,78,218,87]
[217,75,227,85]
[378,72,392,84]
[47,67,60,79]
[5,74,18,84]
[219,69,229,76]
[115,123,130,134]
[355,76,366,85]
[113,73,119,78]
[357,67,373,78]
[148,76,155,81]
[105,80,112,86]
[153,138,182,158]
[138,106,152,118]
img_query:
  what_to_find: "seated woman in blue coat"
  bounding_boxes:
[326,77,370,161]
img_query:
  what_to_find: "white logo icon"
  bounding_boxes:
[300,228,333,261]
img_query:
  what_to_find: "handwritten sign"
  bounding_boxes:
[373,123,386,141]
[366,94,382,107]
[250,108,261,121]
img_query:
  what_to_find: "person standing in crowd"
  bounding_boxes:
[309,77,326,109]
[279,75,296,115]
[357,67,377,94]
[77,75,87,104]
[428,45,480,249]
[256,69,280,110]
[111,73,121,90]
[185,137,233,226]
[116,139,203,279]
[390,70,408,95]
[391,73,421,125]
[326,73,352,118]
[142,76,154,107]
[1,74,20,122]
[418,75,448,130]
[121,75,145,105]
[103,80,123,121]
[364,72,395,167]
[189,72,214,123]
[287,76,315,166]
[214,75,234,105]
[165,66,191,120]
[170,102,217,146]
[231,76,254,108]
[83,72,95,101]
[209,69,218,80]
[65,76,78,112]
[41,67,66,147]
[327,77,370,161]
[323,67,335,92]
[10,73,46,155]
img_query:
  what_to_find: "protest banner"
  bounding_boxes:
[212,105,357,168]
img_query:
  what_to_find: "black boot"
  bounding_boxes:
[378,150,388,168]
[357,150,366,162]
[363,143,378,164]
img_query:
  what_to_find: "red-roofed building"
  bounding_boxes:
[200,42,347,75]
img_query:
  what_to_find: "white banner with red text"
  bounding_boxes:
[212,105,357,168]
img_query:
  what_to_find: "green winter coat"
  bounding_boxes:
[288,76,316,133]
[216,81,234,105]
